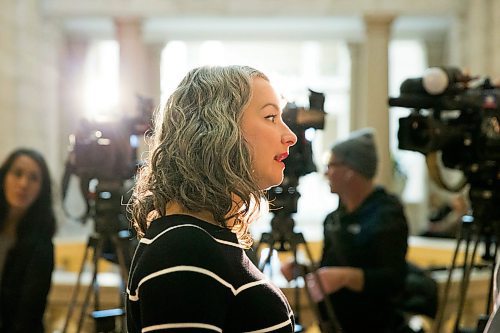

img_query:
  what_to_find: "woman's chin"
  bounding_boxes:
[260,178,285,191]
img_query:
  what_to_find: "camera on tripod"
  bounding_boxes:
[389,67,500,333]
[265,89,326,250]
[257,90,341,332]
[61,96,154,333]
[268,89,326,214]
[62,96,154,231]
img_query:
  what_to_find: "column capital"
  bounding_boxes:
[114,16,143,26]
[363,12,396,31]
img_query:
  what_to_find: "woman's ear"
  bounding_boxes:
[345,170,354,181]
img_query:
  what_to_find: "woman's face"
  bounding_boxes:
[4,155,43,214]
[241,77,297,190]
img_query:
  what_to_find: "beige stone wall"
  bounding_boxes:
[0,0,63,176]
[0,0,18,153]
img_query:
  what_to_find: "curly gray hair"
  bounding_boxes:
[130,65,269,246]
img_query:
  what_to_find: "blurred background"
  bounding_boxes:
[4,0,498,240]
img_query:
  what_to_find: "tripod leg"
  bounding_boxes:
[485,239,498,315]
[453,223,483,333]
[77,236,104,333]
[62,237,94,333]
[103,235,131,333]
[432,220,468,333]
[257,240,275,273]
[289,246,303,329]
[300,239,341,333]
[111,234,132,314]
[474,230,499,333]
[111,234,130,284]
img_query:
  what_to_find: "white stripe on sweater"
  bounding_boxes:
[127,265,268,301]
[243,317,293,333]
[140,223,247,249]
[142,322,223,332]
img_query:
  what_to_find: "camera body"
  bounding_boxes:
[62,96,154,232]
[282,89,326,179]
[389,67,500,188]
[69,96,153,183]
[269,90,326,217]
[70,119,136,182]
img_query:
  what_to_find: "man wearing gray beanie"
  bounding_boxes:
[330,128,378,180]
[283,128,412,332]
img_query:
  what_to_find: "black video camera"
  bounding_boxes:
[282,89,327,179]
[61,96,154,227]
[67,96,154,183]
[269,89,326,215]
[389,67,500,188]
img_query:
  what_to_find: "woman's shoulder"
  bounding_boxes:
[142,214,242,252]
[129,215,242,282]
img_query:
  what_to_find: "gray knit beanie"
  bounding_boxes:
[331,128,378,179]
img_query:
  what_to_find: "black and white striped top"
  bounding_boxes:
[126,214,295,333]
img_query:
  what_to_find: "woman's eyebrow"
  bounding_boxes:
[260,102,281,111]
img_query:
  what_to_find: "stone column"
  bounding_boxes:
[491,0,500,78]
[425,39,446,68]
[59,36,89,160]
[361,13,394,188]
[445,14,466,68]
[464,0,491,75]
[144,42,164,105]
[115,18,147,117]
[347,42,364,131]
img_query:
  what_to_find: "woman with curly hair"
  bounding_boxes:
[126,65,297,332]
[0,148,56,332]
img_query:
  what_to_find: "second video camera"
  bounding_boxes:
[389,67,500,189]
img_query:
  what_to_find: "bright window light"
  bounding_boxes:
[160,41,188,106]
[389,40,427,203]
[83,41,119,121]
[199,41,225,66]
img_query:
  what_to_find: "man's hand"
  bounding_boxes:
[305,267,364,302]
[280,260,307,282]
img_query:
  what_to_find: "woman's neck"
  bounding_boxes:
[2,208,25,236]
[165,202,221,226]
[343,181,375,213]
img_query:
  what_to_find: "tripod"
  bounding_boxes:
[62,182,133,333]
[432,188,499,333]
[256,210,342,333]
[61,232,130,333]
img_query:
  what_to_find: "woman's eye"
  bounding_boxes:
[265,115,277,122]
[29,173,40,183]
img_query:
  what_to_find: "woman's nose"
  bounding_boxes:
[282,127,297,147]
[18,175,29,187]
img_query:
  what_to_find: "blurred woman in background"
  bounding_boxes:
[0,148,56,333]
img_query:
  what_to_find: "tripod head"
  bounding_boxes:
[267,175,302,251]
[93,180,130,235]
[90,179,137,268]
[465,185,500,264]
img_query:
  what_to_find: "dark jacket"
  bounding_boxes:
[320,187,409,333]
[0,232,54,333]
